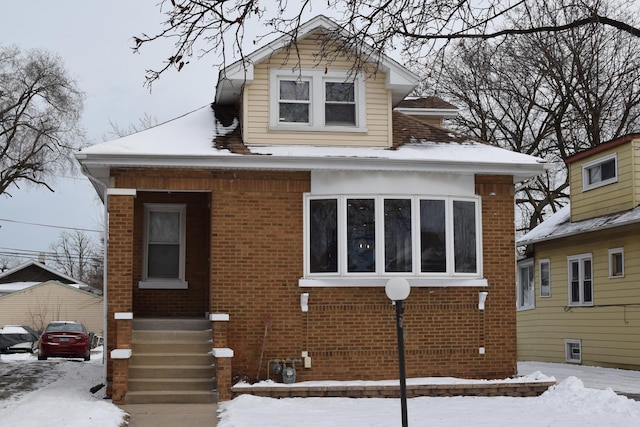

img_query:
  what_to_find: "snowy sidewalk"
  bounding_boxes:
[518,361,640,397]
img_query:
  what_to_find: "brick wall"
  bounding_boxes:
[108,168,518,389]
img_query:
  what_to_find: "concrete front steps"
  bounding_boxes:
[126,318,217,404]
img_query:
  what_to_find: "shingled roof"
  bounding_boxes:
[396,96,458,110]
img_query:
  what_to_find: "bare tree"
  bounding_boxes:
[103,112,158,141]
[431,0,640,232]
[0,45,85,197]
[132,0,640,87]
[49,230,102,289]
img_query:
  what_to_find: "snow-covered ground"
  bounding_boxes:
[2,349,640,426]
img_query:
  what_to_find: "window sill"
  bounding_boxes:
[138,280,188,290]
[299,277,488,288]
[517,305,535,312]
[269,124,368,133]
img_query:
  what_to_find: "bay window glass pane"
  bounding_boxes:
[453,200,477,273]
[347,199,375,273]
[309,199,338,273]
[384,199,412,272]
[420,200,446,272]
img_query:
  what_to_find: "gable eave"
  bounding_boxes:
[215,15,419,105]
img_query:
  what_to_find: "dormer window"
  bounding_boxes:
[582,153,617,191]
[270,68,366,132]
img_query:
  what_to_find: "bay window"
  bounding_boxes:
[305,195,482,280]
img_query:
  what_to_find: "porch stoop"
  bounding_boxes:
[126,318,217,404]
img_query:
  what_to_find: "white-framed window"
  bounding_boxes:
[269,68,366,132]
[140,204,188,289]
[304,195,481,280]
[539,259,551,297]
[565,339,582,363]
[517,259,534,310]
[582,153,617,191]
[608,247,624,278]
[567,254,593,306]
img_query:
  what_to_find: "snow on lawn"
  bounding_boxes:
[2,350,640,427]
[0,349,126,427]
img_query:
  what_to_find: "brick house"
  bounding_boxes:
[76,15,546,404]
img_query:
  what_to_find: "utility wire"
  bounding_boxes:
[0,218,101,233]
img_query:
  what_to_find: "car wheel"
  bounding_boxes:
[84,354,91,361]
[38,354,47,360]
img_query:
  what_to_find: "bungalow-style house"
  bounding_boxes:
[517,134,640,370]
[0,261,103,334]
[76,15,546,404]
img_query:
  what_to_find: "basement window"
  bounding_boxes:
[565,339,582,364]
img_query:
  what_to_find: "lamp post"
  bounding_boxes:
[385,277,410,427]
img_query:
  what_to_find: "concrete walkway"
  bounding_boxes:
[124,404,218,426]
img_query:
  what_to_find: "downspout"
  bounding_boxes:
[85,172,109,384]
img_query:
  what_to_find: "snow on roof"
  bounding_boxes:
[518,202,640,245]
[77,105,546,185]
[0,282,41,293]
[78,105,236,156]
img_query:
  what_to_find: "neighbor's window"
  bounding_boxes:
[539,259,551,297]
[582,153,617,190]
[608,248,624,278]
[565,339,582,363]
[517,260,534,310]
[305,195,481,278]
[567,254,593,306]
[270,69,366,131]
[141,204,187,289]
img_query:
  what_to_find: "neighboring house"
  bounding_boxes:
[0,280,103,335]
[76,15,546,404]
[0,259,90,293]
[517,133,640,370]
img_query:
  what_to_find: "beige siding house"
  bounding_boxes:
[517,134,640,370]
[0,280,103,334]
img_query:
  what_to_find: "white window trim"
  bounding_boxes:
[567,253,593,307]
[539,258,551,297]
[517,259,535,311]
[269,68,367,132]
[582,153,617,191]
[608,247,624,278]
[302,194,483,286]
[139,203,188,290]
[564,339,582,364]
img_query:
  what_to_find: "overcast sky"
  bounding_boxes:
[0,1,228,261]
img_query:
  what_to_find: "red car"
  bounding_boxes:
[38,321,91,361]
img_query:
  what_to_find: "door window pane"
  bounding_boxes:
[309,199,338,273]
[384,199,412,272]
[420,200,446,272]
[347,199,375,273]
[453,201,477,273]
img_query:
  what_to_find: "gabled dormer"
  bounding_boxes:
[394,96,459,129]
[215,15,418,147]
[565,134,640,222]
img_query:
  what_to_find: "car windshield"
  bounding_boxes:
[46,323,84,333]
